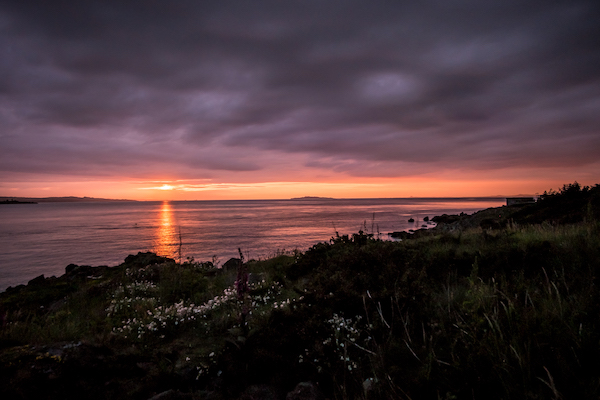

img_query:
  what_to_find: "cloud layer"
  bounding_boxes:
[1,0,599,196]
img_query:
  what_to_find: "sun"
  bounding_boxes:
[158,184,175,191]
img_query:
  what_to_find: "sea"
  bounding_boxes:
[0,198,504,291]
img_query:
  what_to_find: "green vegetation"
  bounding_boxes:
[1,183,600,399]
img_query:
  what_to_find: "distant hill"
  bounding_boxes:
[0,196,136,203]
[290,196,335,200]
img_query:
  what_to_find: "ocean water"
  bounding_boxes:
[0,198,504,291]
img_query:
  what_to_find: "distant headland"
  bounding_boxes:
[0,196,136,203]
[0,199,37,204]
[290,196,335,200]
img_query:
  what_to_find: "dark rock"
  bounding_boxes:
[408,218,415,222]
[4,284,25,293]
[64,264,106,281]
[431,214,461,224]
[65,264,92,276]
[124,252,172,268]
[28,274,46,286]
[389,231,412,240]
[223,257,242,271]
[65,264,79,274]
[286,382,325,400]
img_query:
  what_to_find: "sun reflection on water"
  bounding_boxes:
[153,201,178,259]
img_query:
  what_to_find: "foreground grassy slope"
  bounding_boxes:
[1,183,599,399]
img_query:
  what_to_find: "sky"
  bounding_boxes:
[1,0,599,200]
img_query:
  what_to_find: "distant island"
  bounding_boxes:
[0,196,136,203]
[290,196,335,200]
[0,199,37,204]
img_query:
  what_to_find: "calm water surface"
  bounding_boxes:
[0,198,503,291]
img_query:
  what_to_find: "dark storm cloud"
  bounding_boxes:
[1,0,599,178]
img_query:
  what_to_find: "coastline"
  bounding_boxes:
[0,197,505,292]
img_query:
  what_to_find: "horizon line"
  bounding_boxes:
[1,194,536,203]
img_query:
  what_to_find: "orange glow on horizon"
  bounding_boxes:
[128,177,560,200]
[3,171,598,201]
